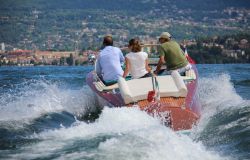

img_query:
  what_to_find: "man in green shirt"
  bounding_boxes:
[154,32,191,75]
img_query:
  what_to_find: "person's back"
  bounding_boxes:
[159,40,188,70]
[123,38,151,79]
[154,32,191,75]
[98,46,124,82]
[125,51,148,78]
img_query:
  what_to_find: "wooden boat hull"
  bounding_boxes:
[86,66,201,131]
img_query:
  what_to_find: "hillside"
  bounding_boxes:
[0,0,249,51]
[187,33,250,63]
[1,0,249,11]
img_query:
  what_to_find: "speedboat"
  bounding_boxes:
[86,46,201,131]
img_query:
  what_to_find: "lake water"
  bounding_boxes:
[0,64,249,160]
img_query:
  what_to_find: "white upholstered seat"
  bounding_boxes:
[118,71,188,104]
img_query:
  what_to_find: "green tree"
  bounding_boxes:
[209,46,222,55]
[52,59,58,65]
[75,59,80,66]
[66,54,74,66]
[30,59,35,64]
[60,57,65,65]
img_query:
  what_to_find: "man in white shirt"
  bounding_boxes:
[96,35,125,85]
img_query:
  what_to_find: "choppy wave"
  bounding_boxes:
[235,79,250,87]
[233,66,250,71]
[1,107,229,160]
[192,74,250,160]
[0,71,249,160]
[0,79,99,126]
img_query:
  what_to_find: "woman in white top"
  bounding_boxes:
[123,38,151,79]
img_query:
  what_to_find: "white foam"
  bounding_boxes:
[9,107,231,160]
[0,80,97,123]
[31,107,160,140]
[198,74,242,109]
[193,74,245,134]
[1,73,244,160]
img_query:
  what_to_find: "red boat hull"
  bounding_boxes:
[86,65,201,131]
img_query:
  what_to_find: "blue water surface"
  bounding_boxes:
[0,64,249,160]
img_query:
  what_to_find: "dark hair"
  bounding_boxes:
[128,38,141,52]
[103,36,113,46]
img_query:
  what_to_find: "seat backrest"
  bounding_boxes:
[118,71,188,104]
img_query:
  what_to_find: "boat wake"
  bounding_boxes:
[0,80,98,123]
[192,74,250,160]
[0,74,249,160]
[2,107,228,160]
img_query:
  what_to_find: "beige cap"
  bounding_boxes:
[105,34,112,38]
[159,32,171,39]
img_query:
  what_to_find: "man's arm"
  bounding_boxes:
[123,57,130,78]
[154,55,165,74]
[154,45,165,74]
[119,50,125,63]
[95,57,102,77]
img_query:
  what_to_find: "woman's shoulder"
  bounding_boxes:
[139,51,148,57]
[140,51,148,54]
[125,52,133,58]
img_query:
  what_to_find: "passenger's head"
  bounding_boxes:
[128,38,141,52]
[103,35,113,47]
[159,32,171,44]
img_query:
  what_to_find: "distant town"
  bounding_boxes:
[1,7,249,52]
[0,0,249,65]
[0,33,249,66]
[0,46,98,66]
